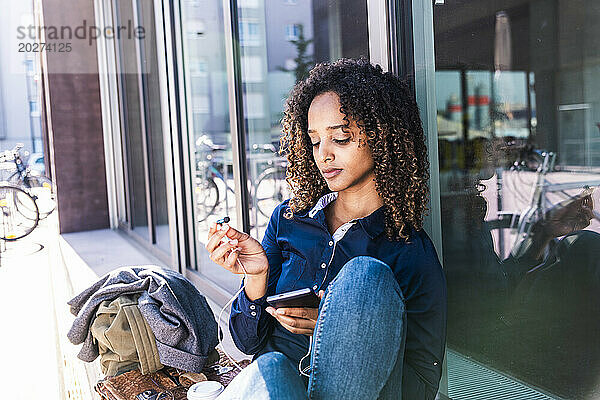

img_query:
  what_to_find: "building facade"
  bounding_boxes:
[0,0,44,158]
[38,0,600,398]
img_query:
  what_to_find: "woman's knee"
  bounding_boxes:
[220,352,306,400]
[329,256,404,302]
[337,256,392,279]
[240,352,298,386]
[335,256,394,283]
[255,352,293,369]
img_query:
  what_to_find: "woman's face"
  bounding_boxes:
[307,91,376,192]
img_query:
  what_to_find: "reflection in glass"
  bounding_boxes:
[238,0,369,239]
[434,2,600,398]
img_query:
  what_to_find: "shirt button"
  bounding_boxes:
[251,311,257,317]
[320,263,327,269]
[433,361,438,366]
[313,285,318,290]
[328,241,333,246]
[249,304,256,310]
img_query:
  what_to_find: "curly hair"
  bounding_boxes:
[279,57,430,241]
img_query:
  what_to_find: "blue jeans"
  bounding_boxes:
[219,256,407,399]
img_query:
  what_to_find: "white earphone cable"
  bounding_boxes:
[299,336,312,377]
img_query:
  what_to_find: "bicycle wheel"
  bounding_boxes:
[254,167,290,219]
[21,175,56,219]
[0,184,39,240]
[195,177,219,222]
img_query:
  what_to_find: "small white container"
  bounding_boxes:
[187,381,224,400]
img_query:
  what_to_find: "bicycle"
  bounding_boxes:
[0,183,40,241]
[194,135,236,223]
[489,145,600,259]
[193,135,292,225]
[0,143,56,219]
[253,157,289,219]
[195,162,237,223]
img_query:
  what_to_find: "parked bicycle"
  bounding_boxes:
[0,183,39,241]
[193,136,290,224]
[0,143,56,219]
[194,135,236,223]
[253,154,289,219]
[489,144,600,258]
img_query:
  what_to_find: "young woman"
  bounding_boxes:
[205,58,447,399]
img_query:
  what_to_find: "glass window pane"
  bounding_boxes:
[240,0,370,239]
[137,0,171,255]
[115,0,149,239]
[434,2,600,398]
[180,0,240,292]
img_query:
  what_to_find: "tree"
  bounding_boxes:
[277,24,314,83]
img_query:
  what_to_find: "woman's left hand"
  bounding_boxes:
[265,291,324,336]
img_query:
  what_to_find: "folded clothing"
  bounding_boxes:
[68,266,219,373]
[91,293,164,376]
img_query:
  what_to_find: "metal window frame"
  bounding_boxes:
[110,0,135,233]
[369,0,442,256]
[410,0,447,397]
[410,0,442,258]
[367,0,413,78]
[131,0,156,244]
[390,0,415,80]
[367,0,391,71]
[223,0,252,235]
[94,0,122,230]
[168,0,199,274]
[152,0,183,270]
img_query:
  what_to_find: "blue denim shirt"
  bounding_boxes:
[229,193,447,395]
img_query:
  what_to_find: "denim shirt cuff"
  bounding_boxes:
[237,288,267,320]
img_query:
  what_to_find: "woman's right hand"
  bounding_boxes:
[205,222,269,277]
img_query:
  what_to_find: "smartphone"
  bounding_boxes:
[266,288,321,309]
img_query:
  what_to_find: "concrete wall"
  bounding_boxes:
[40,0,109,232]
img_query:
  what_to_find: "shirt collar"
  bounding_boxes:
[301,192,386,239]
[308,192,338,218]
